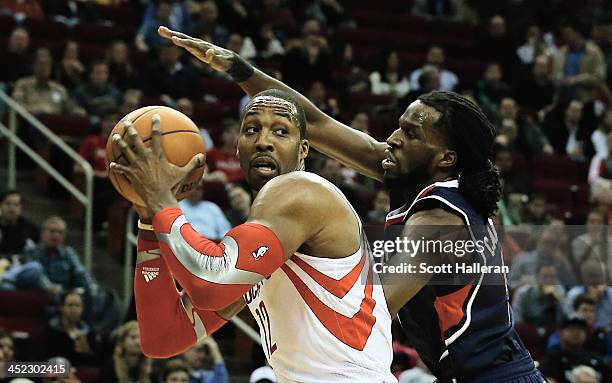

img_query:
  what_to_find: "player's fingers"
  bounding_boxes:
[123,121,146,156]
[158,26,192,40]
[150,114,165,159]
[182,153,205,177]
[109,162,133,176]
[112,134,137,164]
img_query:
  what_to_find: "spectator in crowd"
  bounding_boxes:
[24,216,97,296]
[42,0,96,24]
[12,48,83,116]
[512,262,565,329]
[73,60,122,118]
[249,366,276,383]
[409,46,458,92]
[142,0,191,35]
[520,193,551,225]
[539,316,610,383]
[0,0,44,19]
[350,112,370,134]
[0,26,32,85]
[589,131,612,205]
[218,0,252,36]
[304,0,346,28]
[401,66,441,110]
[0,190,39,256]
[42,355,82,383]
[334,43,370,93]
[54,40,85,92]
[226,32,257,62]
[564,260,612,330]
[253,23,284,60]
[192,0,228,47]
[161,359,190,383]
[571,210,611,276]
[43,290,99,366]
[548,294,612,363]
[495,146,529,196]
[101,321,152,383]
[516,25,553,66]
[565,365,602,383]
[143,43,199,101]
[476,63,511,112]
[318,157,366,217]
[509,227,577,289]
[492,215,524,267]
[75,111,117,231]
[591,107,612,157]
[135,1,173,53]
[367,189,390,224]
[175,98,215,149]
[118,89,142,117]
[282,30,331,90]
[178,182,231,241]
[182,336,228,383]
[543,100,593,160]
[0,330,15,363]
[474,15,516,75]
[224,184,251,226]
[554,18,606,104]
[205,120,244,183]
[496,97,553,157]
[410,0,475,22]
[107,40,139,91]
[369,50,410,99]
[515,54,556,113]
[307,81,340,119]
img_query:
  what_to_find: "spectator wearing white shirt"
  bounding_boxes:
[179,182,231,241]
[409,46,458,92]
[591,108,612,158]
[369,51,410,98]
[588,131,612,204]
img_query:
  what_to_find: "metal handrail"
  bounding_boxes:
[0,90,94,270]
[123,208,261,345]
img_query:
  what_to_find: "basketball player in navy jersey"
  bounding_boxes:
[159,26,546,383]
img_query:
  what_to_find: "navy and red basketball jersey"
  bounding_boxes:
[386,179,539,383]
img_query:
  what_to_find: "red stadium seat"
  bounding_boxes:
[202,181,229,210]
[93,4,139,25]
[75,367,102,383]
[72,23,137,43]
[531,155,578,182]
[40,115,93,138]
[24,19,69,40]
[0,290,49,317]
[350,92,393,111]
[514,322,545,361]
[531,178,573,211]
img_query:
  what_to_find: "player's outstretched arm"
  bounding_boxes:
[134,228,245,358]
[158,26,386,181]
[381,209,468,317]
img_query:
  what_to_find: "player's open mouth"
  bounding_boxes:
[382,151,397,171]
[251,156,279,177]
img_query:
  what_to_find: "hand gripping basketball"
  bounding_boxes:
[109,114,205,213]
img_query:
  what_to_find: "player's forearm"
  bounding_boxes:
[152,207,284,310]
[134,235,228,357]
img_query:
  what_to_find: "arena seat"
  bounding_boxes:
[531,178,573,211]
[531,155,579,182]
[200,77,243,99]
[72,23,137,43]
[40,115,93,138]
[24,19,69,40]
[514,322,545,361]
[350,91,393,111]
[93,4,139,25]
[202,181,229,210]
[75,366,102,383]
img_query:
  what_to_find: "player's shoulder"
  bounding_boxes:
[255,171,346,211]
[407,207,464,226]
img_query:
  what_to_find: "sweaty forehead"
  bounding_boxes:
[246,95,299,121]
[400,100,441,127]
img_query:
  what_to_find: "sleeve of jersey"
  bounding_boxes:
[153,207,285,310]
[134,235,228,358]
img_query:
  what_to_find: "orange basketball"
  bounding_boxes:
[105,106,206,206]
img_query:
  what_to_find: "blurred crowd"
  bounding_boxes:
[1,0,612,382]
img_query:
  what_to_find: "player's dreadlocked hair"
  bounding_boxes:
[418,91,501,218]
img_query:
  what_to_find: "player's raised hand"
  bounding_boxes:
[158,26,233,72]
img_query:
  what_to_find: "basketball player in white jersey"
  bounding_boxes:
[110,88,397,382]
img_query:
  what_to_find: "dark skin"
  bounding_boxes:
[158,26,474,317]
[111,99,361,324]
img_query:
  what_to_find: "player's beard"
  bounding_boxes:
[384,161,431,200]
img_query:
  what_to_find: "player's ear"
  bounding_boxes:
[299,139,309,163]
[438,149,456,169]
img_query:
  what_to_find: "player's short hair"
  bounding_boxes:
[244,89,307,139]
[573,294,597,311]
[0,189,20,204]
[162,359,190,381]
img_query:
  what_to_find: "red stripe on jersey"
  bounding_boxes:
[434,282,473,336]
[385,185,436,228]
[281,262,377,351]
[291,255,365,298]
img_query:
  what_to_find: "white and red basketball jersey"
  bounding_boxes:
[244,198,396,382]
